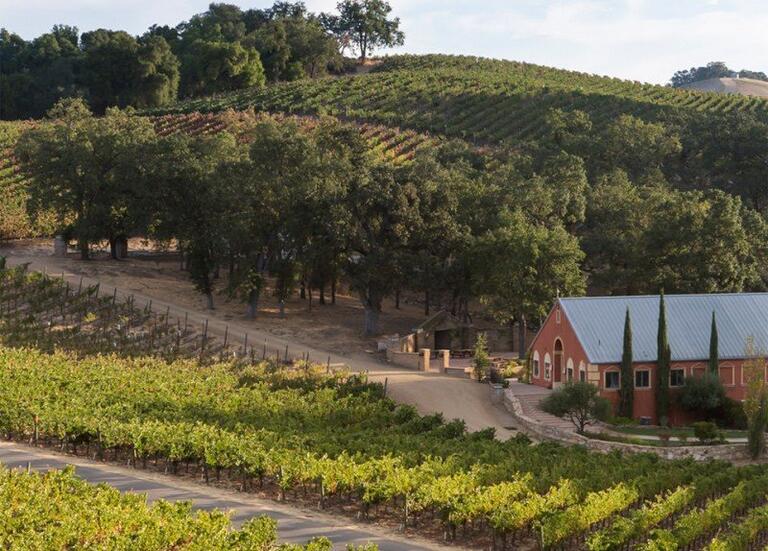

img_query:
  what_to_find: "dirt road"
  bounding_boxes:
[0,442,453,551]
[0,248,518,438]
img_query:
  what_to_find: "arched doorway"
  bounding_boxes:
[554,339,563,383]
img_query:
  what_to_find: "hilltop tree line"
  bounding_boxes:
[0,0,404,119]
[16,99,768,341]
[671,61,768,87]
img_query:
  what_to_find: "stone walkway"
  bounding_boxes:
[506,382,576,432]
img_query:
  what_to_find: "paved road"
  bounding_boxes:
[0,442,454,551]
[1,250,518,438]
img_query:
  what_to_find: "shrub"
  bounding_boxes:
[473,333,491,381]
[743,343,768,459]
[540,381,612,434]
[438,419,467,439]
[500,360,523,379]
[680,373,726,414]
[693,421,721,444]
[718,397,748,430]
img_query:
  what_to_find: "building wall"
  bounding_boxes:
[597,359,750,424]
[529,301,591,388]
[529,301,756,426]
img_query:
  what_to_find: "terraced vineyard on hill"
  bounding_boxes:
[149,54,768,145]
[151,110,438,163]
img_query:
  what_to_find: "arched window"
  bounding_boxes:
[533,351,541,378]
[579,361,587,382]
[544,353,552,380]
[566,358,574,382]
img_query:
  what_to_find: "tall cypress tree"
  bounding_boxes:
[709,310,719,376]
[619,308,634,418]
[656,290,671,426]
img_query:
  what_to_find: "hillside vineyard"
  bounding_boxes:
[151,55,768,144]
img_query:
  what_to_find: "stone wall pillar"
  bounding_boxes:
[438,349,450,373]
[420,348,431,372]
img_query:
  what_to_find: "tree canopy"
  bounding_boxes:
[671,61,768,87]
[322,0,404,62]
[12,91,768,336]
[0,1,404,119]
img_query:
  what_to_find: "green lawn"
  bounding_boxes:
[610,425,747,439]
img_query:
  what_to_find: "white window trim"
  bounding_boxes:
[740,364,766,386]
[690,364,706,379]
[604,370,620,390]
[544,353,552,381]
[533,352,540,379]
[669,368,685,388]
[634,368,651,389]
[579,361,586,382]
[719,365,736,387]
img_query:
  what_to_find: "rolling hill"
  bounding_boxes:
[7,54,768,240]
[680,77,768,98]
[149,54,768,146]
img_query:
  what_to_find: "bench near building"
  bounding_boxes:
[529,294,768,425]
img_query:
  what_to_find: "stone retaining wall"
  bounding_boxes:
[503,388,749,461]
[386,349,420,370]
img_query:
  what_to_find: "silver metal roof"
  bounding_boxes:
[559,294,768,364]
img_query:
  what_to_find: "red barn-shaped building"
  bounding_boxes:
[528,294,768,425]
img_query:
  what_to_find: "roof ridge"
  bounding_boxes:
[560,292,768,300]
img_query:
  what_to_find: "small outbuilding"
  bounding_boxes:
[413,310,470,352]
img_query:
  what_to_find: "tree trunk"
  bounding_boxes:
[109,237,118,259]
[79,237,89,260]
[425,290,430,316]
[308,285,313,311]
[395,288,400,309]
[319,285,325,305]
[300,279,306,299]
[247,288,259,319]
[279,300,285,319]
[518,315,527,357]
[116,236,128,258]
[331,278,336,305]
[364,306,379,336]
[205,292,214,310]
